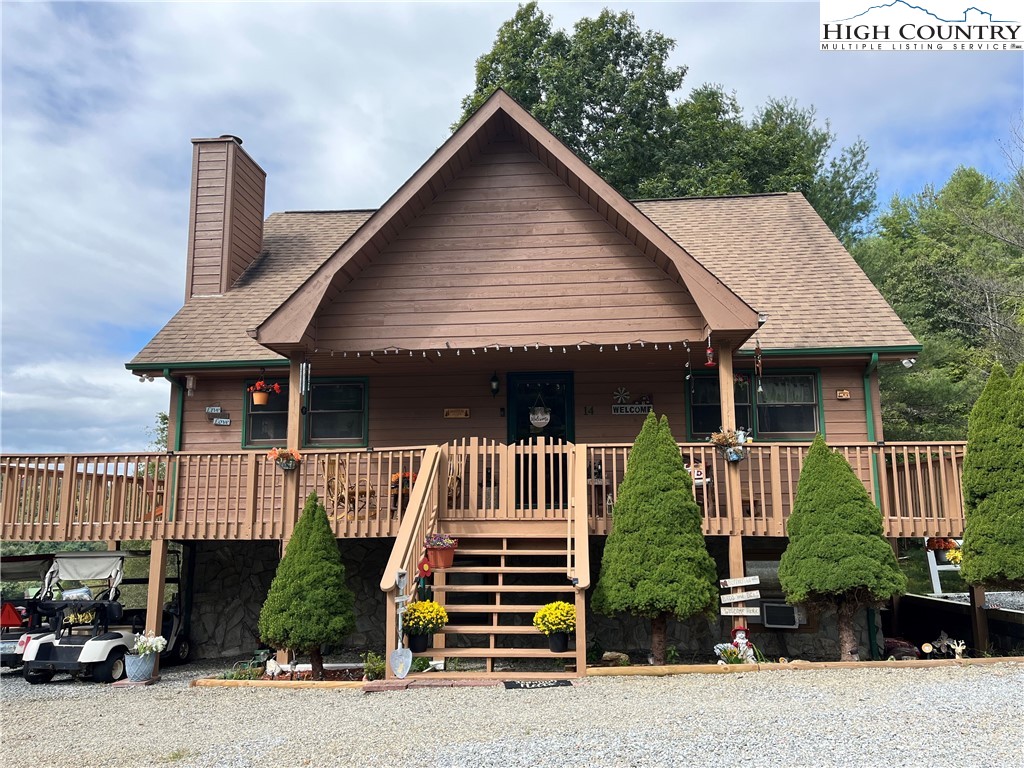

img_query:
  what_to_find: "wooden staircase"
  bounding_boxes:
[413,523,586,678]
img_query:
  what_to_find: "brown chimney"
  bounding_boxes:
[185,135,266,298]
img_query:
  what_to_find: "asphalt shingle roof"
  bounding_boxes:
[130,193,916,367]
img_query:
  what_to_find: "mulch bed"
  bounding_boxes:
[269,668,365,682]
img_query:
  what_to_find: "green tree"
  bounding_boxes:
[960,363,1024,589]
[458,3,686,197]
[642,93,877,244]
[592,412,717,664]
[147,412,169,451]
[855,166,1024,440]
[258,492,355,679]
[460,6,877,240]
[778,435,906,661]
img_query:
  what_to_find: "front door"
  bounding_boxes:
[507,372,575,443]
[507,373,574,509]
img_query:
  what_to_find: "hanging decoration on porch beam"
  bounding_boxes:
[305,339,705,359]
[705,333,717,368]
[754,338,764,395]
[299,360,311,397]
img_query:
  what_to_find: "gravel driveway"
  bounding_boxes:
[2,661,1022,768]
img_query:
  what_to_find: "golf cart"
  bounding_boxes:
[0,553,55,669]
[20,551,146,683]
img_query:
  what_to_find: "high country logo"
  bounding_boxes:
[819,0,1021,51]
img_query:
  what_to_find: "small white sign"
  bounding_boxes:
[212,418,231,426]
[205,406,222,414]
[719,576,760,589]
[720,590,761,604]
[721,606,761,617]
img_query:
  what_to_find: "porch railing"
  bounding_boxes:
[0,441,966,542]
[585,441,966,539]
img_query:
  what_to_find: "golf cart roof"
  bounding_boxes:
[42,550,150,593]
[0,554,56,582]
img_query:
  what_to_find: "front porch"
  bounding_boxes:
[0,439,966,543]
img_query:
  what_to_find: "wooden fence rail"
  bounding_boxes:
[0,441,965,542]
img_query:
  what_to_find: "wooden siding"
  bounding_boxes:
[176,358,872,453]
[224,144,266,290]
[185,138,265,299]
[315,140,703,351]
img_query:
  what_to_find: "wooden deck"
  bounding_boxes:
[0,439,965,543]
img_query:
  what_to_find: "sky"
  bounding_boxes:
[1,0,1021,454]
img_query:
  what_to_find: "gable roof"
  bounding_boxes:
[253,89,760,354]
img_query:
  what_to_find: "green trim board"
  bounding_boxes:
[735,345,921,358]
[684,368,826,442]
[127,359,289,372]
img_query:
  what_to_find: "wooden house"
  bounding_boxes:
[1,90,965,674]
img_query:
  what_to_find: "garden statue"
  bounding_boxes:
[731,626,756,664]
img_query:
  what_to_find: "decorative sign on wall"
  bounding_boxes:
[611,388,653,415]
[836,389,851,400]
[720,606,761,617]
[205,405,230,426]
[443,408,471,419]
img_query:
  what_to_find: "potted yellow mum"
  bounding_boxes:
[403,599,448,653]
[533,601,576,653]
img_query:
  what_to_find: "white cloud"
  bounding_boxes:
[1,1,1019,453]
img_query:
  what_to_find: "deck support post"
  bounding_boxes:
[384,590,397,679]
[145,539,169,678]
[717,342,748,630]
[283,354,303,538]
[969,584,989,653]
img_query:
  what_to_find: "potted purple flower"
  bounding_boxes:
[424,532,458,569]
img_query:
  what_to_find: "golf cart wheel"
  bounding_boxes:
[94,648,126,683]
[172,637,191,664]
[23,668,54,684]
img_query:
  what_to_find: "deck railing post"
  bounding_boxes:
[59,454,76,541]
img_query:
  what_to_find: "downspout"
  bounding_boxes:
[862,352,881,660]
[162,369,185,520]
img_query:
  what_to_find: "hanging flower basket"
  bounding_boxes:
[709,427,750,462]
[267,448,301,471]
[248,379,281,405]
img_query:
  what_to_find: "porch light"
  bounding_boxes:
[184,375,197,398]
[490,372,500,397]
[901,358,917,369]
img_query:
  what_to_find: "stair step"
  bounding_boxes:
[442,604,547,614]
[432,584,575,593]
[443,566,567,575]
[457,548,568,557]
[412,647,575,658]
[443,625,540,635]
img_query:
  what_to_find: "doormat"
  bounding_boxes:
[504,680,573,690]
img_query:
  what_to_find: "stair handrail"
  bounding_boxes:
[570,444,591,589]
[379,444,442,594]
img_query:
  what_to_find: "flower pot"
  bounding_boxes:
[426,547,455,569]
[407,633,430,653]
[725,447,745,463]
[548,632,569,653]
[276,458,297,471]
[125,652,156,682]
[252,391,269,406]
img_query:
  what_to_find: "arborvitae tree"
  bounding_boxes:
[960,363,1024,588]
[592,412,717,664]
[258,492,355,679]
[778,435,906,661]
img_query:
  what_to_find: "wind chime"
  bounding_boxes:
[754,338,764,395]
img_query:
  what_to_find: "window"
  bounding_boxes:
[244,381,288,446]
[689,372,819,439]
[305,379,367,447]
